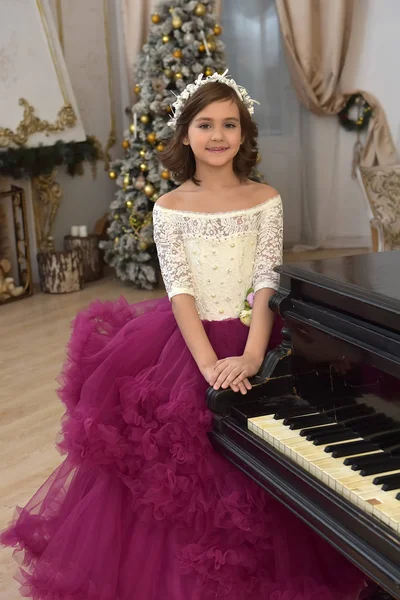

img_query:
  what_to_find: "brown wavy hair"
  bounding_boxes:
[161,82,259,185]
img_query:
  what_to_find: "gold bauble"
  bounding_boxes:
[109,170,117,180]
[204,67,213,77]
[122,140,130,149]
[156,142,166,152]
[151,13,161,24]
[161,169,170,180]
[139,149,146,159]
[124,175,130,185]
[164,67,173,79]
[174,71,183,80]
[147,132,157,144]
[134,84,141,95]
[151,193,159,202]
[126,200,133,208]
[144,183,155,197]
[207,41,216,52]
[129,123,135,134]
[173,48,183,59]
[194,3,207,16]
[140,163,148,172]
[113,214,119,220]
[162,35,170,44]
[138,241,148,251]
[166,105,172,113]
[172,15,182,29]
[114,237,120,244]
[198,44,206,53]
[140,114,150,124]
[213,24,222,36]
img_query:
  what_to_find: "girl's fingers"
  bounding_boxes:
[221,367,242,389]
[237,381,247,395]
[213,366,234,389]
[231,370,248,386]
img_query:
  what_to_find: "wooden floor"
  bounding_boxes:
[0,248,368,598]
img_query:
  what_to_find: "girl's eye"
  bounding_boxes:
[225,123,236,128]
[199,123,211,129]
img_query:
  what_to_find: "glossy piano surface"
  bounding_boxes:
[207,252,400,599]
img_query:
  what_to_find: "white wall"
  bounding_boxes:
[312,0,400,248]
[46,0,128,254]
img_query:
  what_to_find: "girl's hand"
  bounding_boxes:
[200,362,250,395]
[212,353,263,393]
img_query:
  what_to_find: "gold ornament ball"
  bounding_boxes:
[164,67,173,79]
[198,44,206,53]
[194,3,207,16]
[204,67,213,77]
[140,114,150,124]
[140,163,148,172]
[134,84,141,95]
[172,15,182,29]
[166,104,172,113]
[147,132,157,144]
[122,140,130,149]
[156,142,166,152]
[139,148,146,158]
[138,241,148,251]
[113,214,119,220]
[207,41,216,52]
[109,170,117,180]
[124,175,130,185]
[174,71,183,80]
[151,193,159,202]
[173,48,183,59]
[129,123,135,134]
[161,169,170,180]
[144,183,155,197]
[126,200,133,208]
[162,35,170,44]
[151,13,161,24]
[213,24,222,36]
[114,237,120,244]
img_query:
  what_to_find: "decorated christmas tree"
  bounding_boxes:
[101,0,226,289]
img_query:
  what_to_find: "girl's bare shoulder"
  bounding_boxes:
[245,181,280,203]
[156,184,193,210]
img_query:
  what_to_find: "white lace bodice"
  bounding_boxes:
[153,195,283,321]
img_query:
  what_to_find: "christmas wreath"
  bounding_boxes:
[338,94,373,133]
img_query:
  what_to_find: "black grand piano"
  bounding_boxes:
[207,251,400,599]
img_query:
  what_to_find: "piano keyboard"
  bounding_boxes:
[234,397,400,535]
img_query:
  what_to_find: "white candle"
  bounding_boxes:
[79,225,88,238]
[71,225,79,236]
[133,112,137,140]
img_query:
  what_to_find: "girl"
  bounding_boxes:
[2,74,368,599]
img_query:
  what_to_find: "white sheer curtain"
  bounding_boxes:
[221,0,305,246]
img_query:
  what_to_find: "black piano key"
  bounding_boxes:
[325,440,380,458]
[324,404,374,420]
[300,424,346,438]
[312,429,359,445]
[274,406,316,420]
[284,414,334,430]
[346,453,387,469]
[373,473,400,491]
[351,419,394,436]
[360,457,400,477]
[387,443,400,455]
[396,492,400,501]
[232,402,281,421]
[365,428,400,443]
[341,413,391,428]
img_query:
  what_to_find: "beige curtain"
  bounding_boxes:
[122,0,158,103]
[276,0,398,167]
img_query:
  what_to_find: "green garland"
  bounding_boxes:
[0,136,101,179]
[338,94,373,133]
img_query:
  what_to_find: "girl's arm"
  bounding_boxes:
[243,287,276,364]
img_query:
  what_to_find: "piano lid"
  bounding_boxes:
[276,251,400,333]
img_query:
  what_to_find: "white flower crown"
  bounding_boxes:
[167,69,259,129]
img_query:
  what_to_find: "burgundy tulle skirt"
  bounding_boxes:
[1,296,367,599]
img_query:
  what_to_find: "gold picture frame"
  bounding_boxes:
[0,185,33,304]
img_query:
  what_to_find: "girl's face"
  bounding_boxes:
[184,100,242,169]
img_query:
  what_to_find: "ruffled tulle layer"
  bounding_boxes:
[1,296,366,599]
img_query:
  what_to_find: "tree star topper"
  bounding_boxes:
[168,70,259,129]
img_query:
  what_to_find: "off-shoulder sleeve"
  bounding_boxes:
[252,195,283,293]
[153,205,195,299]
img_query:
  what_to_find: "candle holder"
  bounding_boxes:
[64,233,103,282]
